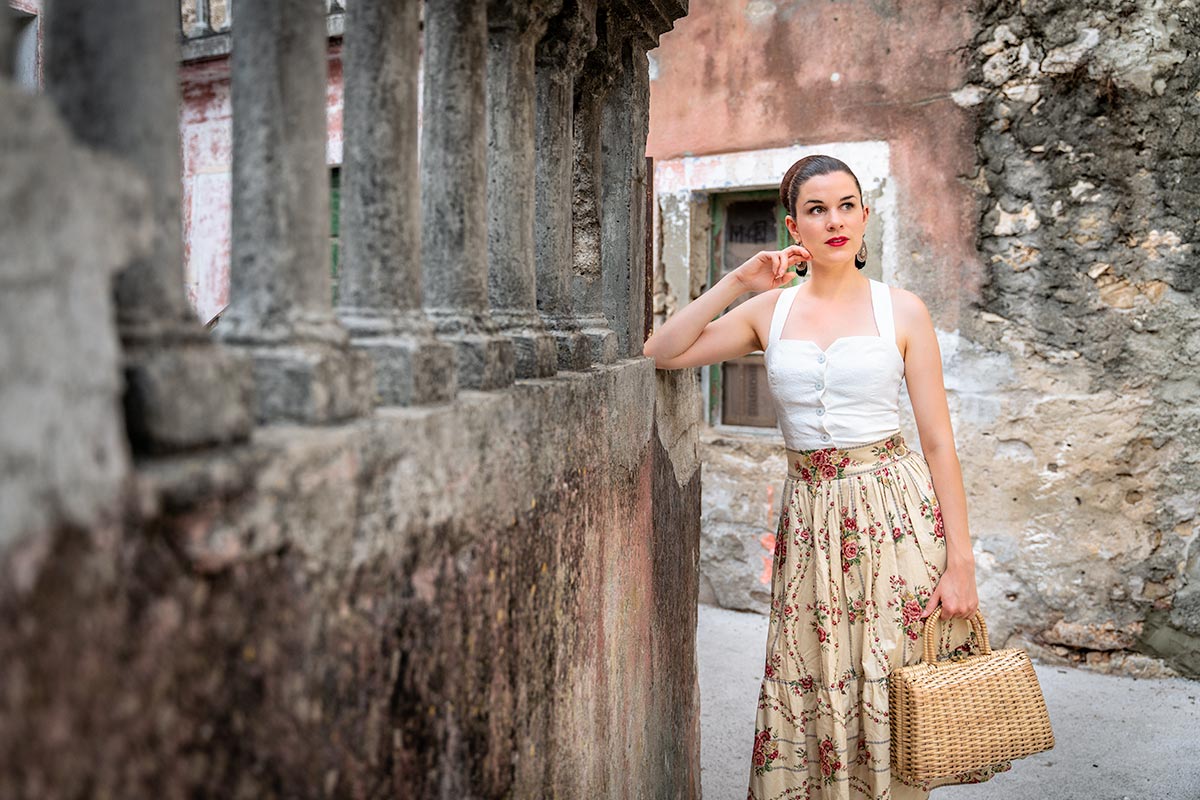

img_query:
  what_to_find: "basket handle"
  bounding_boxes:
[921,605,992,664]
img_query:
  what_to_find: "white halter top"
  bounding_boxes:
[764,278,905,450]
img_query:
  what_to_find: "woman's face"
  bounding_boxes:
[785,171,869,267]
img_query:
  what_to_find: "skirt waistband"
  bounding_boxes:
[786,431,912,483]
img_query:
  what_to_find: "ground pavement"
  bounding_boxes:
[697,604,1200,800]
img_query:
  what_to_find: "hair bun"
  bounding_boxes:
[779,155,863,220]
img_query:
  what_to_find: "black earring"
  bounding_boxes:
[795,240,809,277]
[855,240,868,270]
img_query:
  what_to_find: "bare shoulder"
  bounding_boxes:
[887,286,933,360]
[889,285,931,323]
[737,286,787,351]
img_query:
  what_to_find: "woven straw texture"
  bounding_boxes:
[889,606,1056,784]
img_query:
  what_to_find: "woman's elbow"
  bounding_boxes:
[642,337,672,368]
[643,346,680,371]
[645,353,677,370]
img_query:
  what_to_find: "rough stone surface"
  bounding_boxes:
[0,2,698,796]
[45,0,253,452]
[0,81,148,553]
[571,6,624,366]
[601,40,653,360]
[218,0,374,424]
[961,0,1200,678]
[696,431,781,613]
[336,0,457,406]
[486,0,562,380]
[221,0,339,343]
[421,0,516,391]
[534,0,598,372]
[0,358,702,798]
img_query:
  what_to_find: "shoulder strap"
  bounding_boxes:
[870,279,897,344]
[768,285,800,346]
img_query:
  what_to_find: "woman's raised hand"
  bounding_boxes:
[733,244,813,293]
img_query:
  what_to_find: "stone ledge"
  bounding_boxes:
[133,356,671,574]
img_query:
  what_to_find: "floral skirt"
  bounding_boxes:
[746,431,1012,800]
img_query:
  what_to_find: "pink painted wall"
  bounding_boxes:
[180,44,346,325]
[646,0,981,322]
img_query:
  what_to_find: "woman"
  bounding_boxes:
[643,155,1011,798]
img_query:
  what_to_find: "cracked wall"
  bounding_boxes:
[961,0,1199,677]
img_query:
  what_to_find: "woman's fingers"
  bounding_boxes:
[785,243,812,262]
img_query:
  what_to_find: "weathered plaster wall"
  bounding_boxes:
[646,0,1198,678]
[647,0,981,317]
[959,0,1199,677]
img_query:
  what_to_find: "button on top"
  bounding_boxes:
[821,433,831,442]
[817,353,826,363]
[815,381,824,390]
[816,408,825,416]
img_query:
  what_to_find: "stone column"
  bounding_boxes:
[534,0,596,371]
[569,13,623,366]
[486,0,563,379]
[601,36,653,359]
[1,6,11,78]
[44,0,253,453]
[336,0,456,406]
[422,0,515,391]
[218,0,373,423]
[573,1,682,364]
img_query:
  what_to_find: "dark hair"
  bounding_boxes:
[778,154,864,221]
[779,154,868,273]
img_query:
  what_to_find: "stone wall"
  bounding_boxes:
[0,1,701,797]
[646,0,1198,679]
[961,0,1198,678]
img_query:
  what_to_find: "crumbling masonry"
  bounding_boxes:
[0,1,700,797]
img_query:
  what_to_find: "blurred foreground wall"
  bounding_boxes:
[0,1,703,797]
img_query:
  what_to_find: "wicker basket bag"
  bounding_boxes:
[889,606,1056,784]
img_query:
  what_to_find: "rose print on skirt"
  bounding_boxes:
[752,727,782,775]
[747,431,1012,800]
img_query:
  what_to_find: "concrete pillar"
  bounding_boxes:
[534,0,596,371]
[486,0,563,379]
[422,0,515,391]
[218,0,374,423]
[336,0,456,406]
[1,5,11,78]
[570,13,623,366]
[601,38,652,359]
[44,0,253,453]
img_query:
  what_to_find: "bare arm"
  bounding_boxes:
[643,244,810,370]
[897,290,976,577]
